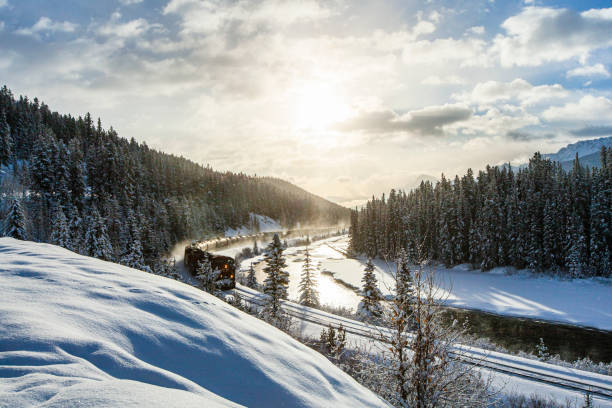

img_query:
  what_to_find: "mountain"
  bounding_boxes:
[544,136,612,170]
[403,174,438,191]
[0,238,387,407]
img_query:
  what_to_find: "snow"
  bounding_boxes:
[235,286,612,407]
[326,236,612,331]
[0,238,389,407]
[225,213,281,237]
[544,136,612,163]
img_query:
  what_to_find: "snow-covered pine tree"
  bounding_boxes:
[0,110,12,166]
[246,262,258,289]
[84,206,114,261]
[3,197,27,240]
[121,210,150,272]
[196,257,218,294]
[66,204,83,253]
[50,206,71,249]
[262,233,289,324]
[298,247,319,307]
[357,258,383,320]
[386,249,415,403]
[566,212,587,278]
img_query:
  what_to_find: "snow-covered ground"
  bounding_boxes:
[0,238,389,407]
[239,237,362,310]
[327,236,612,331]
[225,213,281,237]
[236,285,612,407]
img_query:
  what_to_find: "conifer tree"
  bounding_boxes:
[84,207,114,261]
[358,259,383,320]
[246,262,258,289]
[121,210,150,272]
[4,198,27,240]
[253,240,259,256]
[0,110,12,166]
[196,257,218,294]
[262,233,289,322]
[298,247,319,307]
[50,206,71,249]
[384,249,418,404]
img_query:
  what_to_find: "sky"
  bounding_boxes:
[1,0,612,207]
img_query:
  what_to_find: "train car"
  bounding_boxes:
[184,244,236,289]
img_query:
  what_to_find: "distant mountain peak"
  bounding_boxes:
[543,136,612,163]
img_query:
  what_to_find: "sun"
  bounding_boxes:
[293,83,351,131]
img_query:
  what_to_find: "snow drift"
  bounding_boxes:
[0,238,388,407]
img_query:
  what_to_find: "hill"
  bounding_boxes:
[0,238,387,407]
[0,86,349,271]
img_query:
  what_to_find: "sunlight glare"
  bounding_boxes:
[293,83,351,131]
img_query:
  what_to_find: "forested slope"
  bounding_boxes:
[0,86,348,272]
[350,151,611,277]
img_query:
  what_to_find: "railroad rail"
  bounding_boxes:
[233,287,612,400]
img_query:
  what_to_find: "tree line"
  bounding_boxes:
[349,150,611,277]
[0,85,348,272]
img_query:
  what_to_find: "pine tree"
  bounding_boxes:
[357,258,383,320]
[0,110,12,166]
[246,262,258,289]
[3,198,27,240]
[84,206,114,261]
[121,210,150,272]
[262,233,289,322]
[387,249,415,403]
[49,206,71,249]
[253,240,259,256]
[196,257,218,294]
[298,247,320,307]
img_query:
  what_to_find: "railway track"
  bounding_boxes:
[233,287,612,400]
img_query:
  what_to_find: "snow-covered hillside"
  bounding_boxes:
[225,213,282,237]
[544,136,612,163]
[0,238,388,407]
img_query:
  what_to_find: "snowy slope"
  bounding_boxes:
[0,238,388,408]
[225,213,282,237]
[543,136,612,164]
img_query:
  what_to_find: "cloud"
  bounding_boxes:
[164,0,331,36]
[334,104,472,136]
[506,130,554,140]
[468,26,485,35]
[403,37,489,67]
[421,75,465,85]
[456,78,568,106]
[119,0,143,4]
[0,0,7,8]
[492,7,612,67]
[96,15,155,38]
[15,17,78,37]
[570,125,612,137]
[452,106,540,137]
[566,63,610,78]
[542,95,612,122]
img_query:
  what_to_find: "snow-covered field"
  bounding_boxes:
[322,236,612,331]
[0,238,388,407]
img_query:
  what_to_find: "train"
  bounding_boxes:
[184,243,236,290]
